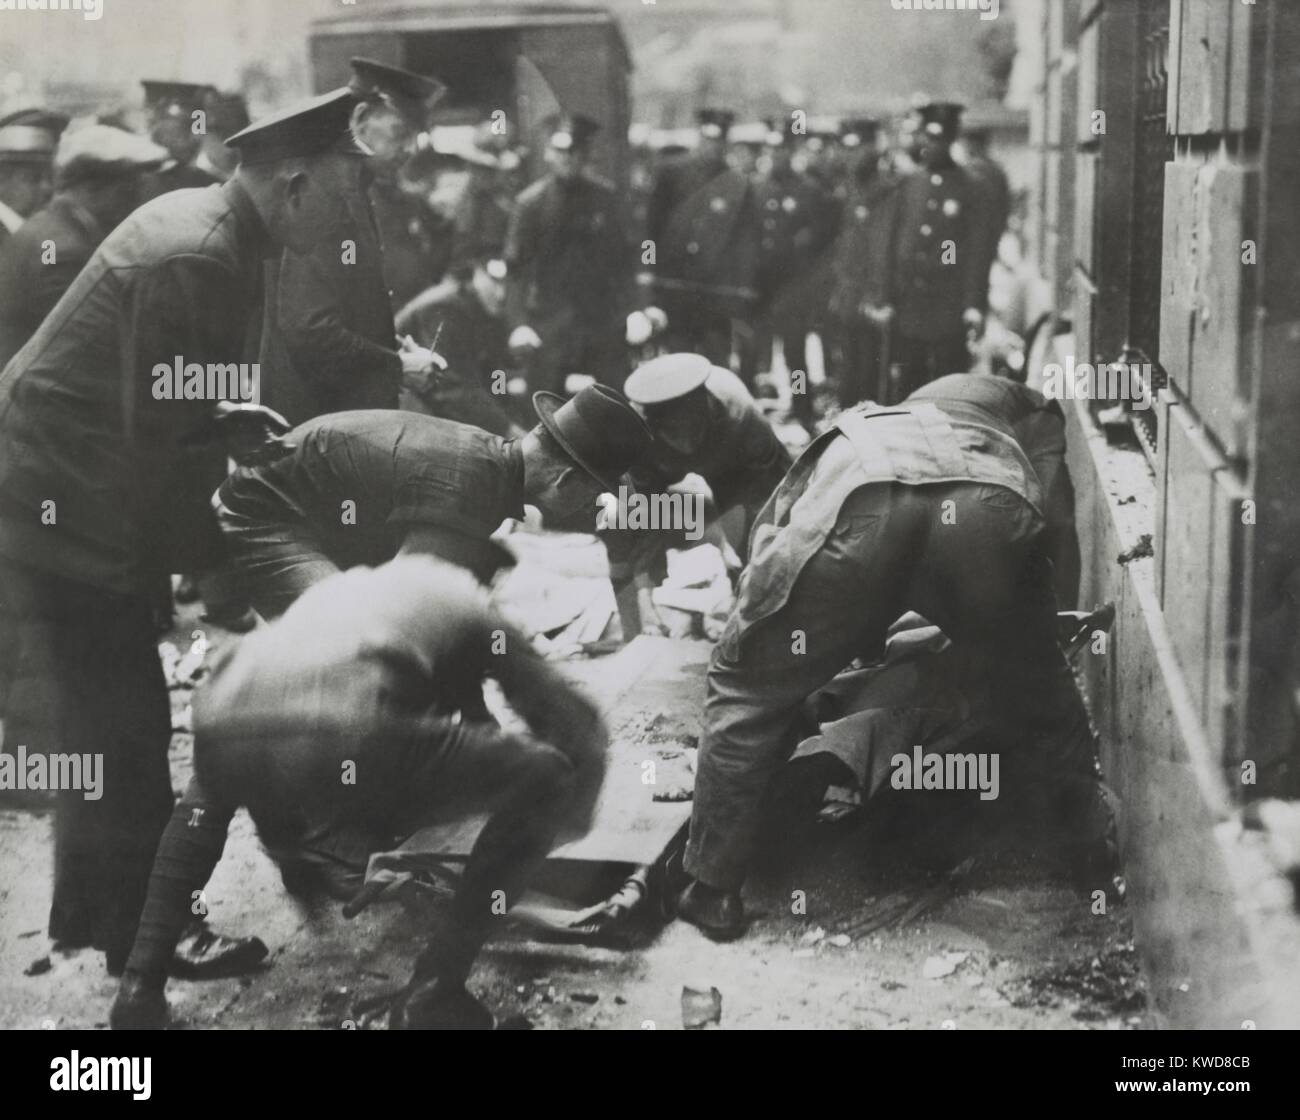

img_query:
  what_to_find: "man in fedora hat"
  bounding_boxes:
[112,554,609,1031]
[865,101,992,403]
[0,124,167,366]
[261,58,447,425]
[212,384,653,620]
[0,87,373,978]
[504,112,639,395]
[0,108,67,250]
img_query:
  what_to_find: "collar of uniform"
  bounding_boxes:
[0,197,23,234]
[221,177,278,260]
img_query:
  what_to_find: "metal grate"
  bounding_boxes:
[1124,2,1171,462]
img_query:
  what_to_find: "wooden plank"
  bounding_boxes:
[1206,466,1248,764]
[1177,0,1212,136]
[1167,0,1183,134]
[1226,0,1256,132]
[1077,21,1099,146]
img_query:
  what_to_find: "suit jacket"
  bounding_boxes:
[0,194,107,368]
[504,171,634,331]
[0,180,270,594]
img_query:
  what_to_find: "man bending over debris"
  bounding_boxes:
[677,372,1112,940]
[606,353,792,636]
[215,384,652,619]
[111,556,607,1030]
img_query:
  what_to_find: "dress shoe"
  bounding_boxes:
[389,979,495,1030]
[110,972,168,1030]
[169,923,268,979]
[676,880,746,941]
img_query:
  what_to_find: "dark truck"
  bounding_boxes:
[308,1,633,191]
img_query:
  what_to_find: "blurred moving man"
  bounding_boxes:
[0,89,370,975]
[0,125,166,366]
[111,556,608,1030]
[138,81,221,199]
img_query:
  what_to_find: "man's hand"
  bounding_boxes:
[398,334,445,377]
[508,325,543,352]
[110,972,169,1031]
[213,402,293,467]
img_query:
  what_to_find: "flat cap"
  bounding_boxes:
[349,57,446,132]
[55,124,167,186]
[624,353,712,406]
[142,80,213,118]
[918,101,964,139]
[225,88,369,166]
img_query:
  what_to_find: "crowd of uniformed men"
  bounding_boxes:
[0,63,1110,1030]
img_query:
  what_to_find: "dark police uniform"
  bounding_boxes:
[0,180,275,966]
[504,169,634,394]
[260,193,402,425]
[648,148,760,368]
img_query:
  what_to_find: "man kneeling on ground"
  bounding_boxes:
[111,556,607,1030]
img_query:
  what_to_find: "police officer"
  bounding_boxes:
[0,88,368,975]
[110,556,609,1031]
[260,58,445,424]
[822,118,897,408]
[960,124,1012,280]
[647,109,760,370]
[194,89,250,184]
[0,126,166,367]
[0,109,65,250]
[676,373,1110,939]
[606,353,793,637]
[504,113,638,395]
[138,81,222,200]
[868,101,990,403]
[753,117,840,423]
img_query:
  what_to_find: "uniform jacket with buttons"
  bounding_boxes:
[648,152,761,314]
[877,158,990,338]
[753,165,840,306]
[0,180,270,594]
[504,170,635,331]
[259,190,401,426]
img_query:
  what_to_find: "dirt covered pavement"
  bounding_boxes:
[0,602,1148,1031]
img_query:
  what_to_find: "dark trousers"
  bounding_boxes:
[214,501,341,621]
[888,330,971,404]
[659,293,735,369]
[686,480,1094,891]
[825,318,886,409]
[0,560,173,969]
